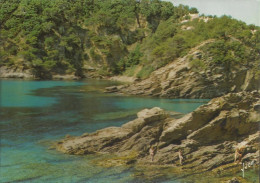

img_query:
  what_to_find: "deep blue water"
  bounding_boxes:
[0,79,209,183]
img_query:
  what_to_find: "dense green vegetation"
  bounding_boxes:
[0,0,259,79]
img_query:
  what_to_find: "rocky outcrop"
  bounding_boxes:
[109,75,138,83]
[57,107,169,154]
[0,66,82,80]
[0,66,33,79]
[56,91,260,173]
[104,85,125,93]
[118,40,260,99]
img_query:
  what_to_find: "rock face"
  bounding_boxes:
[0,66,80,80]
[0,66,33,79]
[119,40,260,99]
[56,91,260,172]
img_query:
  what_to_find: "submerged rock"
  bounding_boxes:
[56,91,260,173]
[104,85,125,93]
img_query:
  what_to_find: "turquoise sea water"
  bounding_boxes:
[0,79,209,183]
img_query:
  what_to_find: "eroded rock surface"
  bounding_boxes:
[56,91,260,172]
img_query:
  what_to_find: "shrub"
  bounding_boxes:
[136,65,155,79]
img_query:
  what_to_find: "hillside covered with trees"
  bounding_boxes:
[0,0,259,80]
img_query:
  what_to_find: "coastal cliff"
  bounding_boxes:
[1,1,259,83]
[111,39,260,99]
[56,91,260,178]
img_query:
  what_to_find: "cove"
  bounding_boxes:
[0,79,208,183]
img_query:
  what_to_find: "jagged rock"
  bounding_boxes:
[122,107,168,135]
[56,91,260,173]
[137,107,168,122]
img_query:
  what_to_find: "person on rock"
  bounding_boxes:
[178,149,184,165]
[149,146,156,162]
[234,146,246,163]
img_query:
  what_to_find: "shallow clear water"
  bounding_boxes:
[0,79,209,183]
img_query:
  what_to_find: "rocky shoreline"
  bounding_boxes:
[0,66,132,81]
[0,66,34,79]
[107,40,260,99]
[0,66,81,80]
[56,91,260,182]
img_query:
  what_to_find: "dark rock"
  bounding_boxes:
[104,86,119,93]
[253,102,260,111]
[227,177,240,183]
